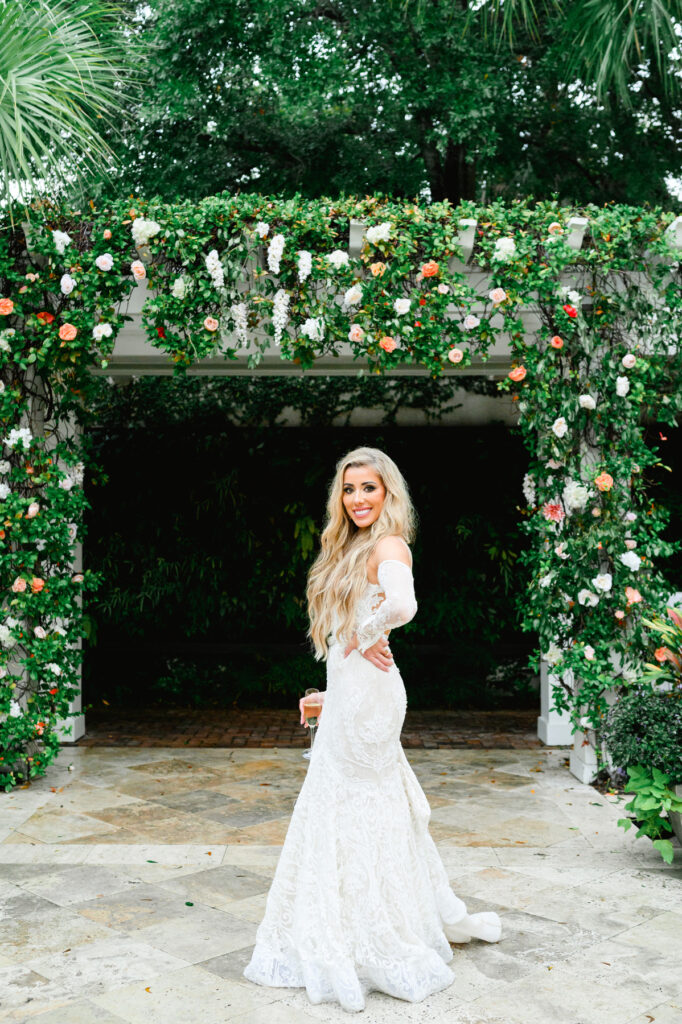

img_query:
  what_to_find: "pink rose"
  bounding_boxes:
[0,298,14,315]
[508,366,526,381]
[59,323,78,341]
[26,502,40,518]
[203,316,219,332]
[448,348,464,364]
[31,577,45,593]
[348,324,365,343]
[622,353,636,369]
[542,502,565,523]
[379,335,397,353]
[11,576,26,592]
[130,260,146,281]
[625,587,642,604]
[103,229,112,240]
[550,335,563,349]
[421,260,439,278]
[615,610,625,620]
[489,287,506,304]
[72,573,84,583]
[548,222,563,235]
[625,539,637,550]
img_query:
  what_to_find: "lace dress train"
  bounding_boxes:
[243,558,502,1012]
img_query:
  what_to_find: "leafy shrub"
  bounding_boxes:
[602,687,682,783]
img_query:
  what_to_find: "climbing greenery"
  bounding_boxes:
[0,191,681,790]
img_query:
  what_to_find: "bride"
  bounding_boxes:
[243,446,502,1012]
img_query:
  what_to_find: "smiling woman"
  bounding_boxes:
[342,464,386,528]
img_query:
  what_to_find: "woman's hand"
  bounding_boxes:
[299,691,325,727]
[344,632,393,672]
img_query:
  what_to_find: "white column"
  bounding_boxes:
[537,660,574,745]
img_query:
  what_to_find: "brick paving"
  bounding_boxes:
[73,707,545,749]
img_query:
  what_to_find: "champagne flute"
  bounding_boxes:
[301,687,321,761]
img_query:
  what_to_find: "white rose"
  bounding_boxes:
[544,642,563,666]
[344,285,363,306]
[34,626,47,639]
[616,375,630,397]
[0,460,9,474]
[622,353,636,369]
[624,511,637,522]
[255,221,270,239]
[539,573,554,588]
[437,284,449,295]
[130,259,146,282]
[592,573,613,593]
[619,551,642,572]
[584,645,595,661]
[60,274,75,295]
[92,323,113,341]
[9,699,22,717]
[348,324,365,343]
[579,394,596,410]
[171,277,186,299]
[0,482,10,500]
[578,589,599,607]
[51,230,71,254]
[366,222,392,244]
[394,298,411,315]
[95,253,114,272]
[554,543,569,560]
[567,290,581,304]
[327,249,349,268]
[463,314,480,330]
[563,480,589,512]
[493,237,516,261]
[300,317,324,341]
[551,416,568,438]
[131,218,161,246]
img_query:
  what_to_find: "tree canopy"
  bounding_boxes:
[102,0,682,205]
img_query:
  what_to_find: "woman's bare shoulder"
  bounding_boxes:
[371,535,412,567]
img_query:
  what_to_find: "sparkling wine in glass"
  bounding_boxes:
[302,687,321,761]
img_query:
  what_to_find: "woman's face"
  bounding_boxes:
[342,464,386,528]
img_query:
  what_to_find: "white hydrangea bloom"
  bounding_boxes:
[131,218,161,247]
[300,317,325,341]
[205,249,224,290]
[52,229,71,254]
[9,699,22,717]
[255,221,270,239]
[327,249,349,268]
[366,222,392,244]
[522,473,536,505]
[297,250,312,283]
[272,289,290,346]
[544,642,563,666]
[267,233,285,274]
[493,237,516,261]
[3,427,32,450]
[563,480,589,512]
[171,277,186,299]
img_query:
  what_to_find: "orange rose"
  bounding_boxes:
[508,366,526,382]
[594,472,613,492]
[550,335,563,349]
[59,323,77,341]
[0,298,14,315]
[654,646,672,663]
[422,260,439,278]
[30,577,45,593]
[36,311,55,324]
[379,335,397,353]
[369,261,386,277]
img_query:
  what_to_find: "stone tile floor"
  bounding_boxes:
[1,745,681,1024]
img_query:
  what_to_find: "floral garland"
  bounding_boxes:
[0,193,680,790]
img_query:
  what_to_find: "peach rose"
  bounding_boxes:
[203,316,219,332]
[348,324,365,343]
[421,260,439,278]
[31,577,45,593]
[72,573,84,583]
[508,366,526,381]
[26,502,40,518]
[448,348,464,364]
[625,586,642,604]
[489,287,506,304]
[379,335,397,353]
[654,646,672,663]
[594,472,613,492]
[550,335,563,349]
[369,261,386,277]
[59,323,77,341]
[548,222,563,235]
[11,576,26,592]
[0,298,14,315]
[103,228,112,240]
[130,260,146,281]
[614,610,625,620]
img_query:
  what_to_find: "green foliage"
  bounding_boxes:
[97,0,682,206]
[601,686,682,782]
[616,763,682,864]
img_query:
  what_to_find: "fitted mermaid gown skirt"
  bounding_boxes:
[243,568,502,1013]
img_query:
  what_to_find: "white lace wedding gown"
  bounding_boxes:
[243,558,502,1012]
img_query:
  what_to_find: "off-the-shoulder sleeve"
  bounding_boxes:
[356,559,417,654]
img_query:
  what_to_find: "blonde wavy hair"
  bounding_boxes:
[306,446,416,660]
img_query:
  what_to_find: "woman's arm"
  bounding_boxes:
[355,558,417,653]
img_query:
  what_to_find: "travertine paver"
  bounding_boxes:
[0,745,680,1024]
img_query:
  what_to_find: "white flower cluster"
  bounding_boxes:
[578,588,599,607]
[297,250,312,283]
[131,218,161,247]
[230,302,248,346]
[300,317,324,341]
[267,234,285,274]
[3,427,32,450]
[8,698,21,717]
[579,394,596,410]
[327,250,349,268]
[563,479,589,513]
[93,323,113,341]
[52,230,71,254]
[522,473,536,506]
[205,249,224,290]
[255,221,270,239]
[272,289,290,346]
[171,277,186,299]
[366,222,392,244]
[0,622,17,648]
[620,550,641,571]
[616,375,630,397]
[559,286,581,305]
[0,330,15,353]
[544,642,563,666]
[0,482,9,500]
[493,237,516,261]
[344,285,363,307]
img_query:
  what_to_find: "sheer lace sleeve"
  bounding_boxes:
[356,559,417,654]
